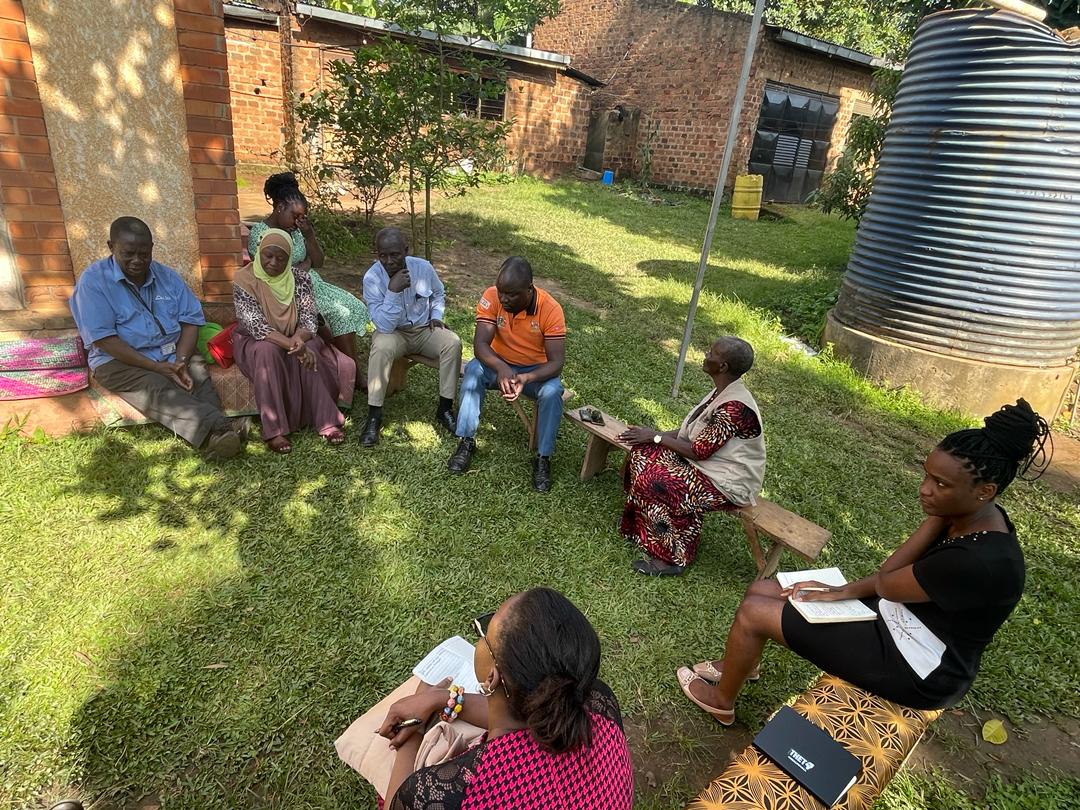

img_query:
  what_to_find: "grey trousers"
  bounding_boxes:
[93,355,229,447]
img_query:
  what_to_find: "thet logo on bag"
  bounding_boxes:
[787,748,815,772]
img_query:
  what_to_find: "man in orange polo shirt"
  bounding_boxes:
[448,256,566,491]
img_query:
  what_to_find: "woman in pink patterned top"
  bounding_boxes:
[378,588,634,809]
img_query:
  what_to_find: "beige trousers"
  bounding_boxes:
[366,325,463,406]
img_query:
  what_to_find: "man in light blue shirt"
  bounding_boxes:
[69,217,240,457]
[360,227,462,446]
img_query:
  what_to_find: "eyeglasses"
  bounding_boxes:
[473,611,510,697]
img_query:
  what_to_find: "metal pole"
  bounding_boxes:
[671,0,768,398]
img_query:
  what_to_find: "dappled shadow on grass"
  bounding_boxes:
[539,181,843,265]
[15,180,1080,809]
[636,259,842,346]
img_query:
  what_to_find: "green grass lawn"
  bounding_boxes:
[2,178,1078,809]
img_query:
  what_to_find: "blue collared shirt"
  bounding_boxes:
[70,257,206,370]
[363,256,446,333]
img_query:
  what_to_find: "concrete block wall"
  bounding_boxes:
[0,0,243,313]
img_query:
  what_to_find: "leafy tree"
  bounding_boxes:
[309,0,559,42]
[296,47,406,224]
[295,37,512,256]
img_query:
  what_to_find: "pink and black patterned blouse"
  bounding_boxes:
[390,681,634,810]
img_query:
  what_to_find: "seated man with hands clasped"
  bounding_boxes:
[70,216,242,459]
[448,257,566,492]
[360,227,462,447]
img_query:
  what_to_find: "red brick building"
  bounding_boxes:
[224,2,598,178]
[532,0,885,198]
[0,0,243,321]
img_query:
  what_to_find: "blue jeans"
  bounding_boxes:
[455,358,564,456]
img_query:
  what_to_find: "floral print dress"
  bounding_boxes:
[620,400,762,567]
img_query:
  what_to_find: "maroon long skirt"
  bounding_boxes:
[233,333,355,440]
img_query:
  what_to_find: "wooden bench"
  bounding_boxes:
[388,354,573,448]
[688,673,941,810]
[564,405,831,578]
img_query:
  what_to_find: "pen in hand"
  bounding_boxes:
[378,717,423,735]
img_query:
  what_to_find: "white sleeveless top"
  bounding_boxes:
[677,378,766,506]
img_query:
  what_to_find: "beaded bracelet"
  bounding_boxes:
[442,684,465,722]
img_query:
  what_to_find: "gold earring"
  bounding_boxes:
[477,682,493,697]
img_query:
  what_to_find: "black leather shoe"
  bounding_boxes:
[632,558,687,577]
[360,413,382,447]
[532,455,552,493]
[448,437,476,473]
[49,803,84,810]
[435,408,456,434]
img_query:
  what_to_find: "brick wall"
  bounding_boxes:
[176,0,243,302]
[226,18,285,165]
[225,14,592,178]
[533,0,874,191]
[0,0,72,313]
[504,70,592,176]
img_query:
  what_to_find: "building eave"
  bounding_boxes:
[291,3,571,70]
[223,2,278,25]
[767,26,902,71]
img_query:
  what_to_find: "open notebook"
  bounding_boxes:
[777,568,878,624]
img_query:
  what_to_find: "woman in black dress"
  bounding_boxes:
[678,399,1051,722]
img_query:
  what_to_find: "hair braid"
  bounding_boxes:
[937,398,1052,494]
[264,171,308,210]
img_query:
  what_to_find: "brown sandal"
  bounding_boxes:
[267,436,292,454]
[323,428,345,446]
[677,666,735,726]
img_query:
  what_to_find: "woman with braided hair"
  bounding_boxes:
[250,172,370,382]
[678,399,1052,722]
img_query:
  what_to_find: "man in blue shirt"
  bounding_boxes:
[360,227,462,447]
[69,217,241,458]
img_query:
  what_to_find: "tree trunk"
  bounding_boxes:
[278,0,298,169]
[424,175,432,261]
[407,168,418,249]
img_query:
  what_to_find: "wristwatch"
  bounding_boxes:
[653,434,662,444]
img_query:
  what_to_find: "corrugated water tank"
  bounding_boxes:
[832,8,1080,368]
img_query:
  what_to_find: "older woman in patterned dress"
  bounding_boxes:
[617,336,765,576]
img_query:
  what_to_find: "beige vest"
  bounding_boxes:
[677,378,765,506]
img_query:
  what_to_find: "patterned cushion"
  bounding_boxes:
[688,674,941,810]
[0,335,89,400]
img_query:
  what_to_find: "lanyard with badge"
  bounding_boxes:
[123,278,177,356]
